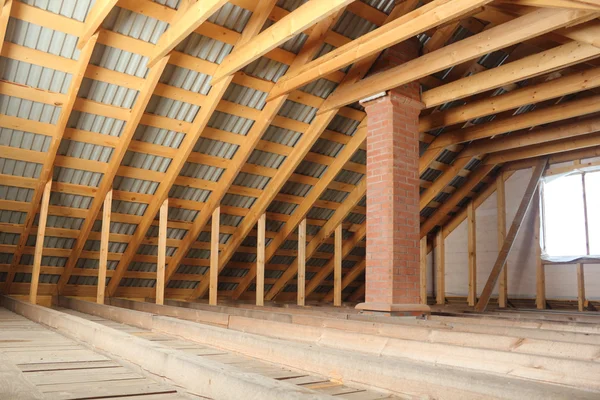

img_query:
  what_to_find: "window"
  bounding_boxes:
[541,170,599,259]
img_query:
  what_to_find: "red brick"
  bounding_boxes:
[362,41,424,306]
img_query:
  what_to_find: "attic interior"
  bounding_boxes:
[0,0,599,398]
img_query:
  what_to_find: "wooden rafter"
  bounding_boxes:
[163,8,344,292]
[318,7,593,112]
[147,0,229,67]
[230,123,367,299]
[0,0,11,54]
[191,0,420,300]
[461,116,600,158]
[475,158,548,312]
[211,0,354,84]
[266,0,486,101]
[305,223,366,299]
[426,94,600,152]
[266,179,366,301]
[421,163,496,237]
[323,259,365,303]
[484,130,600,164]
[77,0,119,49]
[4,34,99,293]
[56,56,171,293]
[106,1,278,297]
[420,41,600,112]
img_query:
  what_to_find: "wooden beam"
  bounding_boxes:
[0,0,12,54]
[318,8,593,112]
[577,263,586,311]
[461,116,600,158]
[147,0,229,67]
[211,0,353,84]
[266,0,487,101]
[435,229,445,305]
[230,123,367,299]
[156,199,168,306]
[305,223,366,298]
[57,55,170,293]
[78,0,118,49]
[164,1,334,293]
[347,283,365,303]
[256,213,266,306]
[500,0,600,10]
[475,158,548,312]
[5,34,98,294]
[209,206,220,306]
[496,174,508,308]
[108,4,276,297]
[485,130,600,164]
[420,157,472,210]
[429,95,600,151]
[29,178,51,305]
[334,224,343,307]
[420,63,600,132]
[467,202,477,307]
[323,259,365,303]
[421,164,496,237]
[297,218,307,306]
[97,190,112,305]
[266,179,366,301]
[420,236,428,305]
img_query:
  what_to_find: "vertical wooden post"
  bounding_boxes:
[256,213,266,306]
[156,198,168,305]
[29,179,52,305]
[435,229,445,305]
[97,190,112,305]
[420,236,427,305]
[467,202,477,307]
[297,218,307,306]
[209,206,220,306]
[333,224,342,306]
[476,159,548,312]
[535,189,546,310]
[577,263,586,312]
[496,175,508,308]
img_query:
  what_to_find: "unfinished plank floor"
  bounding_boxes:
[0,308,189,400]
[53,306,396,400]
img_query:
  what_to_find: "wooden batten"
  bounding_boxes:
[0,0,598,312]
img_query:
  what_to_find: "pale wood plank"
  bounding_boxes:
[97,189,112,305]
[297,218,307,306]
[475,158,548,311]
[209,206,220,306]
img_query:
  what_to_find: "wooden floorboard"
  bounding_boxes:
[56,304,400,399]
[0,308,192,400]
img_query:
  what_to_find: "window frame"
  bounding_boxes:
[540,170,594,258]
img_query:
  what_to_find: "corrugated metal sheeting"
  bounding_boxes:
[0,0,404,300]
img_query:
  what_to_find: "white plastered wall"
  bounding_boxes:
[427,167,599,301]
